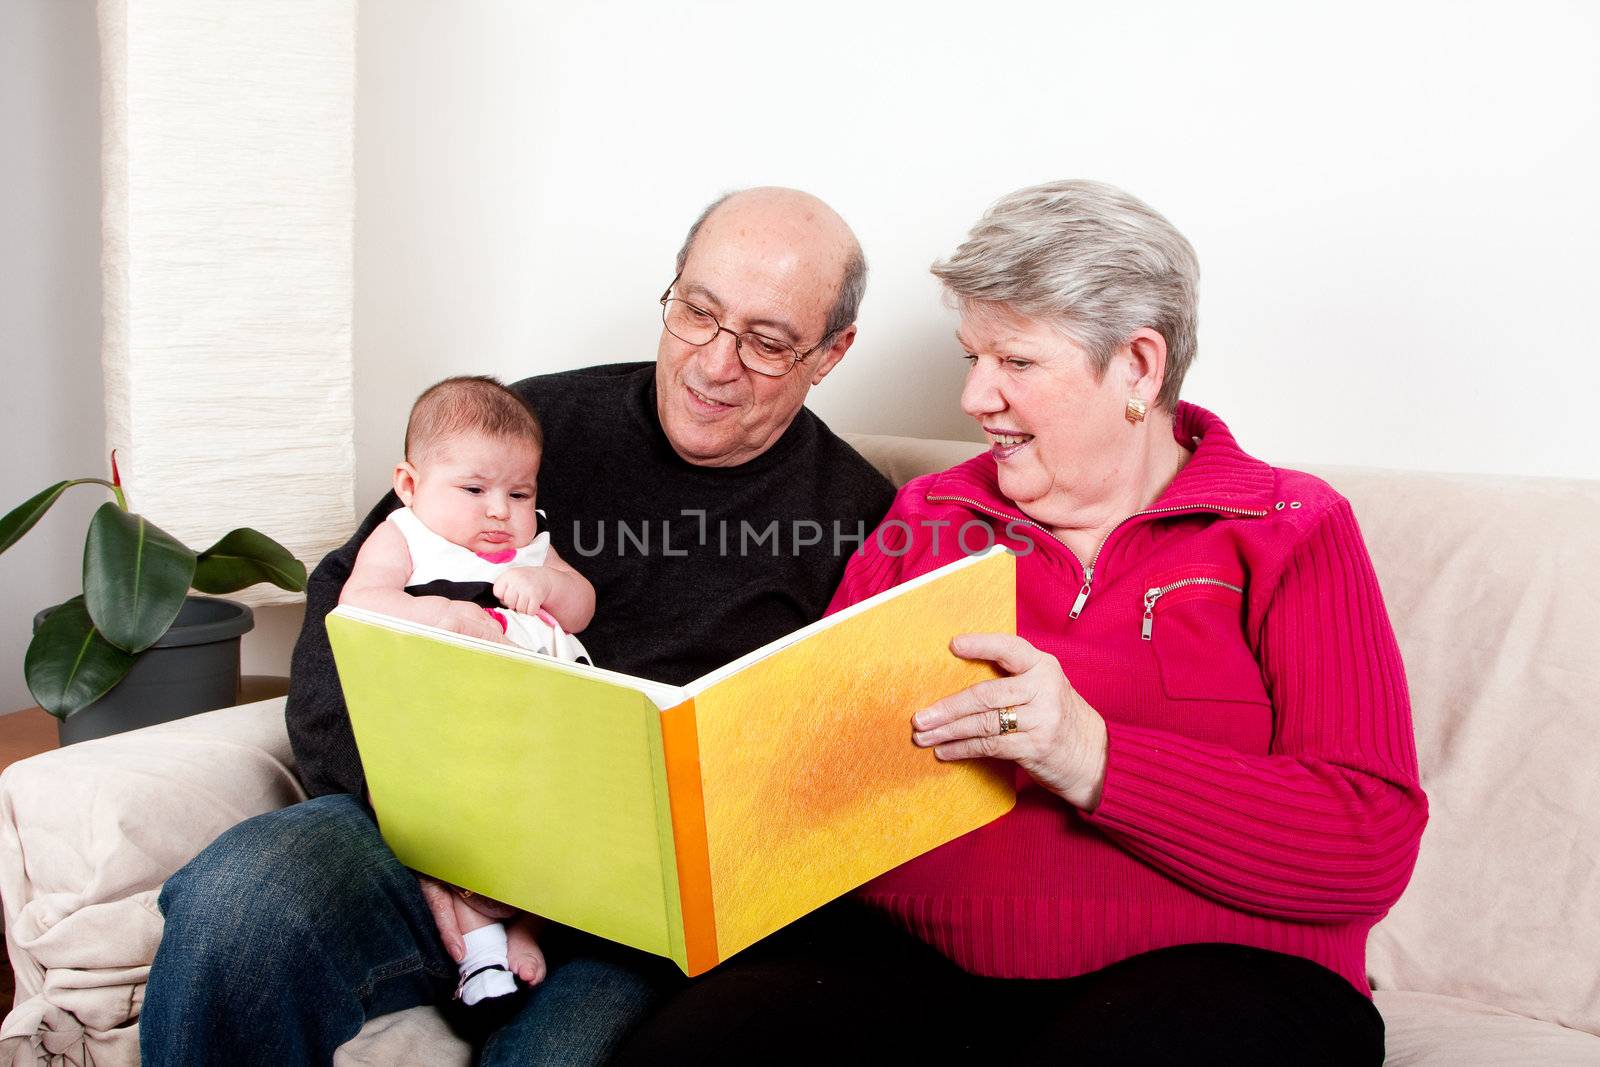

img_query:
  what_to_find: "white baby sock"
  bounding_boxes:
[457,923,517,1005]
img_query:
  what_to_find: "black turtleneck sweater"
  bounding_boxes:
[287,362,896,799]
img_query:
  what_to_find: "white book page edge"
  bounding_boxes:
[681,544,1012,697]
[329,605,688,710]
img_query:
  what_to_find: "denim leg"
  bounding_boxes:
[141,794,457,1066]
[480,929,686,1067]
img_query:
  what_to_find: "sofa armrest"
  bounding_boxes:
[1,698,305,1063]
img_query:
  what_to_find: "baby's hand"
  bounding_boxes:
[441,601,511,644]
[494,565,556,616]
[506,912,547,986]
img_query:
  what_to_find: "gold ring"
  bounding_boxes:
[997,707,1019,734]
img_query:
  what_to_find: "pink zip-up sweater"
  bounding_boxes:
[826,402,1427,995]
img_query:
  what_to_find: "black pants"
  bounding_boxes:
[611,900,1384,1066]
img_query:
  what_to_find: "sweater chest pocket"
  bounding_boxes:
[1140,569,1269,706]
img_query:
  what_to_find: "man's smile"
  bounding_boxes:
[685,383,738,413]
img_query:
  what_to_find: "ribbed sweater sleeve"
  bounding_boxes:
[825,486,924,616]
[1085,500,1428,923]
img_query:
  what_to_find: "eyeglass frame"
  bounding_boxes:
[658,272,837,378]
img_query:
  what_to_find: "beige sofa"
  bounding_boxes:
[4,434,1598,1065]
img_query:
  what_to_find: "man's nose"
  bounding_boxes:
[697,328,745,383]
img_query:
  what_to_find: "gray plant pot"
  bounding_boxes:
[32,596,255,746]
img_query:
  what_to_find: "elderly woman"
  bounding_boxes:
[614,182,1427,1064]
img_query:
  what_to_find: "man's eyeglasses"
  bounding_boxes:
[659,274,833,378]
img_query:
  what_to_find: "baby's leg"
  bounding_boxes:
[450,892,503,932]
[451,892,517,1005]
[506,911,549,985]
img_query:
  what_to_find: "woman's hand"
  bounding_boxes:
[912,632,1110,811]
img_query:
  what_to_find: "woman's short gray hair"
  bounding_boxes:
[932,180,1200,411]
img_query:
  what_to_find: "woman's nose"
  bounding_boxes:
[960,363,1003,418]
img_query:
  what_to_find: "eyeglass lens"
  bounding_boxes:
[662,299,797,376]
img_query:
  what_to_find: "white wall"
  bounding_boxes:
[5,1,1595,710]
[0,1,105,714]
[355,0,1598,512]
[0,1,308,715]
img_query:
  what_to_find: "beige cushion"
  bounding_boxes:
[1376,990,1600,1065]
[333,1007,468,1067]
[1323,468,1600,1037]
[843,432,982,489]
[3,437,1597,1064]
[0,701,304,1066]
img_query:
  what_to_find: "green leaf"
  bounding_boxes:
[83,503,197,653]
[24,598,138,719]
[0,479,118,556]
[192,528,308,594]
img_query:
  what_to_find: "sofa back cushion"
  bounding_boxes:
[846,435,1600,1037]
[1316,466,1600,1036]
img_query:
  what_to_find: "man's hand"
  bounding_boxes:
[494,565,557,616]
[417,874,466,962]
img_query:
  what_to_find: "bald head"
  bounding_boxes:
[675,187,867,341]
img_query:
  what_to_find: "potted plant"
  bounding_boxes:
[1,454,308,743]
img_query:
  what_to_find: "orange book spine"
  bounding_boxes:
[659,699,718,975]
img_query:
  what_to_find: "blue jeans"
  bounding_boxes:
[142,794,681,1066]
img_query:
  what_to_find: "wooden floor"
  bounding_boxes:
[0,707,59,768]
[0,708,60,1013]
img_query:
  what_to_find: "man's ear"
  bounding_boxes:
[808,324,856,387]
[393,461,419,506]
[1123,328,1168,406]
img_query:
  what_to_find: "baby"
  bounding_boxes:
[341,375,596,1005]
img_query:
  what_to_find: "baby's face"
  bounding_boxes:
[402,433,541,557]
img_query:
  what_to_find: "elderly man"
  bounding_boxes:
[141,188,895,1066]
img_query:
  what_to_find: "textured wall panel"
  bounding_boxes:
[100,0,356,605]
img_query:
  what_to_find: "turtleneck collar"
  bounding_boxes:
[926,400,1276,519]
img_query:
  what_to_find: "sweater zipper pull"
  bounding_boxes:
[1070,575,1092,619]
[1141,587,1163,640]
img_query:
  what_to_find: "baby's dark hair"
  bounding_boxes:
[404,376,543,461]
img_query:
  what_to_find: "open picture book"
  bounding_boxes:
[326,545,1017,976]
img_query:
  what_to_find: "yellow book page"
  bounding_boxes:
[690,550,1018,959]
[327,612,679,958]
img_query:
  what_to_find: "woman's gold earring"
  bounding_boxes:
[1125,397,1148,425]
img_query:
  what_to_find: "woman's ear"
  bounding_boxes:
[393,461,419,506]
[1123,328,1169,403]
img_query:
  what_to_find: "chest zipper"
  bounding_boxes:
[1141,578,1246,640]
[928,493,1267,622]
[922,494,1097,616]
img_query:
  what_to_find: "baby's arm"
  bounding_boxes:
[492,544,596,633]
[341,521,508,643]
